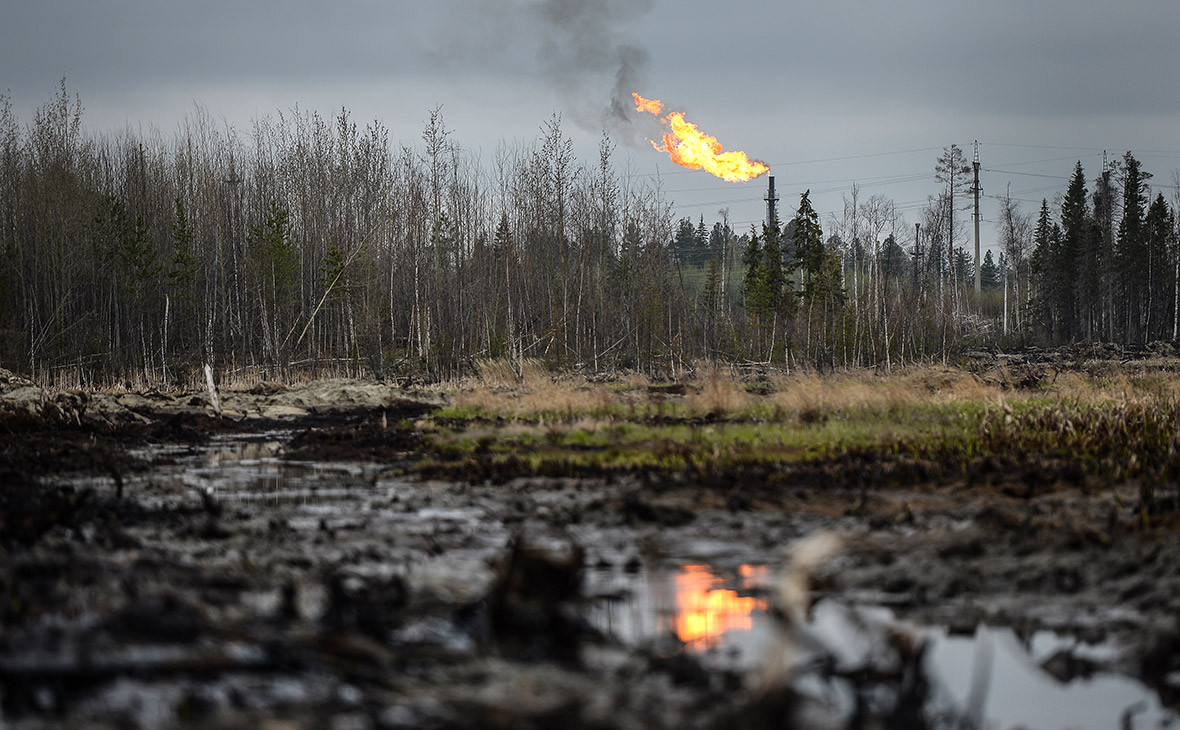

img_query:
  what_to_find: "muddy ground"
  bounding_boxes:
[3,361,1180,729]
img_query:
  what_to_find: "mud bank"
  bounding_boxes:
[3,368,1180,729]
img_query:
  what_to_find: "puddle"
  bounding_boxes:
[588,562,1178,729]
[586,560,774,667]
[928,626,1177,730]
[134,432,381,505]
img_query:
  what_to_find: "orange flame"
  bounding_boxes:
[632,92,768,183]
[632,92,663,115]
[673,564,768,646]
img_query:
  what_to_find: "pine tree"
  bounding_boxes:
[1059,162,1089,339]
[741,227,763,315]
[695,215,708,266]
[953,247,973,287]
[673,217,697,265]
[1117,152,1149,341]
[792,190,842,362]
[793,190,825,293]
[168,197,198,298]
[1145,193,1175,339]
[881,234,908,281]
[320,243,348,302]
[981,250,1001,291]
[740,212,790,360]
[709,221,727,260]
[248,201,298,370]
[1030,200,1056,339]
[1093,164,1117,340]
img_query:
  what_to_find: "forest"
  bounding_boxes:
[2,82,1178,384]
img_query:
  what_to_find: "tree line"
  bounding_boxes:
[1,84,1177,384]
[1028,155,1180,343]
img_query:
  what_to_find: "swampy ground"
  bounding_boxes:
[4,345,1180,729]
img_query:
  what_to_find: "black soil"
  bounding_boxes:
[4,397,1180,729]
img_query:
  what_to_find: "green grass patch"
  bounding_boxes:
[421,401,985,476]
[422,371,1180,513]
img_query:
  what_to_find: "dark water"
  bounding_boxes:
[586,559,1177,730]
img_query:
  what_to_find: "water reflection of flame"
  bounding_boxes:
[672,564,769,647]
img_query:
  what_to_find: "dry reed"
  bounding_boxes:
[455,358,616,420]
[685,363,751,415]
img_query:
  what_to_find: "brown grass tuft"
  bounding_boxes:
[455,359,617,420]
[685,363,750,415]
[767,366,1003,415]
[473,358,520,388]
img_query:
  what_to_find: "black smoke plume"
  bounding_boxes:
[530,0,655,142]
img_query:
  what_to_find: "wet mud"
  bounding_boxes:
[3,368,1180,729]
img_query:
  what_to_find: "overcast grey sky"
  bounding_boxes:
[4,0,1180,253]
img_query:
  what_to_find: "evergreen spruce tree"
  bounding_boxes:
[882,233,908,281]
[741,227,763,314]
[695,215,709,266]
[248,201,298,370]
[1145,193,1176,339]
[320,243,348,302]
[953,247,973,287]
[673,217,697,265]
[981,250,1001,291]
[759,216,786,316]
[792,190,842,361]
[1117,152,1149,341]
[1030,200,1057,339]
[740,212,790,360]
[168,197,198,296]
[1059,162,1089,339]
[793,190,824,292]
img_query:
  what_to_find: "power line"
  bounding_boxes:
[981,168,1071,180]
[979,142,1107,152]
[983,154,1100,169]
[665,169,932,195]
[766,146,943,167]
[628,145,943,179]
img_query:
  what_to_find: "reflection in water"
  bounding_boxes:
[137,432,376,506]
[926,626,1177,730]
[672,564,768,647]
[587,561,773,665]
[588,560,1178,729]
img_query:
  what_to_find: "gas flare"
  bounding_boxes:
[632,92,768,182]
[632,92,663,115]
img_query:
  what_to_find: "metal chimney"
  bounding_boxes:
[764,175,778,228]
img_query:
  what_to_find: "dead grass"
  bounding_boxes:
[685,363,751,415]
[765,366,1003,416]
[455,359,617,419]
[1034,369,1180,408]
[617,371,652,389]
[472,358,520,389]
[448,359,1180,432]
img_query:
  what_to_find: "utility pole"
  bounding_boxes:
[913,222,922,299]
[972,140,982,295]
[1003,182,1010,336]
[1102,151,1113,341]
